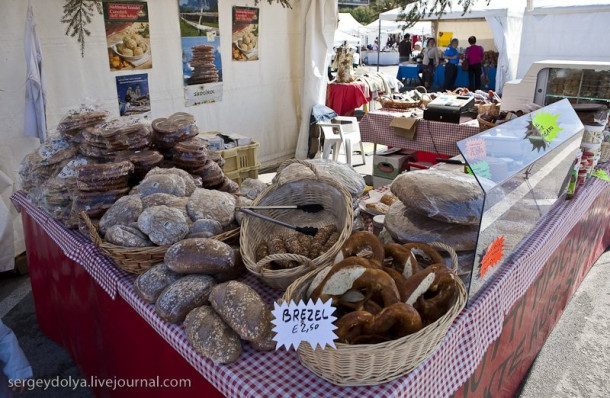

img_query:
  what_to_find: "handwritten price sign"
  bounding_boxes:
[271,299,337,350]
[532,111,563,143]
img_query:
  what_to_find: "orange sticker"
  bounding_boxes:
[480,236,505,277]
[465,138,487,161]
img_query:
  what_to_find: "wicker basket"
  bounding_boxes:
[376,86,427,110]
[600,142,610,163]
[282,241,467,386]
[82,212,240,275]
[477,114,497,132]
[240,159,353,291]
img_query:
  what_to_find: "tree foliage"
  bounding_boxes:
[61,0,102,57]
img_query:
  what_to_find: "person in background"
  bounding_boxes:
[352,48,360,69]
[443,38,460,91]
[0,319,33,397]
[465,35,484,91]
[421,38,439,89]
[398,34,412,64]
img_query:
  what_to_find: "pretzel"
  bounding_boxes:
[310,261,399,309]
[334,302,423,344]
[384,244,420,278]
[403,243,444,267]
[334,231,385,265]
[382,267,409,302]
[414,270,458,324]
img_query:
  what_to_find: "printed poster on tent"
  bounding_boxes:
[178,0,223,106]
[103,1,152,71]
[115,73,151,117]
[232,6,259,62]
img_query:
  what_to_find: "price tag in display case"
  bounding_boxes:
[271,300,337,350]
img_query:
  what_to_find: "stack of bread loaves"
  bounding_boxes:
[134,238,274,364]
[386,169,483,277]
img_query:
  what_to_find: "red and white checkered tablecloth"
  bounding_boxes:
[360,110,480,156]
[10,166,610,397]
[11,191,127,299]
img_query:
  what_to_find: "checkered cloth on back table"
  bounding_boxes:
[10,167,610,397]
[359,110,480,156]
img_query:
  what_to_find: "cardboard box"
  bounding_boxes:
[373,150,416,179]
[372,175,394,189]
[390,116,418,139]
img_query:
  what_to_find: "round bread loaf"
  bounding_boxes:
[390,169,483,225]
[186,188,236,227]
[184,306,242,364]
[146,167,198,196]
[209,281,272,342]
[384,201,478,251]
[165,238,236,274]
[138,205,189,246]
[239,178,267,200]
[212,249,246,282]
[187,219,223,239]
[99,195,143,235]
[134,263,183,303]
[155,275,216,323]
[105,225,154,247]
[234,196,252,226]
[138,174,187,198]
[141,193,187,209]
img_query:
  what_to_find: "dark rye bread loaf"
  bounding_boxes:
[184,306,242,364]
[99,194,143,235]
[137,205,189,246]
[164,238,235,274]
[155,275,216,323]
[134,263,182,303]
[209,281,272,343]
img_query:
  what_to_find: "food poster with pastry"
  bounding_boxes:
[103,1,152,71]
[178,0,223,106]
[115,73,151,117]
[232,6,259,62]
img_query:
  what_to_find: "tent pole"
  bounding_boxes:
[377,18,381,72]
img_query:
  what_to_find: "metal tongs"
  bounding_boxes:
[237,204,324,236]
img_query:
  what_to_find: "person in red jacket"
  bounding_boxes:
[465,36,484,91]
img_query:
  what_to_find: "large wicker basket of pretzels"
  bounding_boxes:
[240,159,354,291]
[282,233,467,386]
[82,212,239,275]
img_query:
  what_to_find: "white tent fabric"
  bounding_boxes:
[23,0,47,143]
[337,12,363,36]
[516,3,610,78]
[334,30,360,47]
[295,0,337,159]
[1,0,335,269]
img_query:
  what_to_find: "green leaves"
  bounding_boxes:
[61,0,102,57]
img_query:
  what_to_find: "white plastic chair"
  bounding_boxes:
[317,122,344,161]
[333,116,366,167]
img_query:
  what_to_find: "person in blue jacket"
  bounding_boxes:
[443,38,460,91]
[0,319,33,397]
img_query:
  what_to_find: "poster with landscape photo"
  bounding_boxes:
[103,1,152,71]
[232,7,259,62]
[116,73,151,117]
[178,0,223,106]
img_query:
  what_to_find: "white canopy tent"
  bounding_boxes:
[334,30,361,47]
[362,18,431,51]
[0,0,337,270]
[337,12,364,36]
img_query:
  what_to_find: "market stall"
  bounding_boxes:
[397,65,497,90]
[11,159,610,396]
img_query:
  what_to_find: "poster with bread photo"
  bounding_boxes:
[178,0,223,106]
[232,6,259,62]
[103,1,152,71]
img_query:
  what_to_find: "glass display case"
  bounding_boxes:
[457,99,584,303]
[534,67,610,106]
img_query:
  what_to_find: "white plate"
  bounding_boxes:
[234,39,257,57]
[111,42,149,62]
[359,190,386,215]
